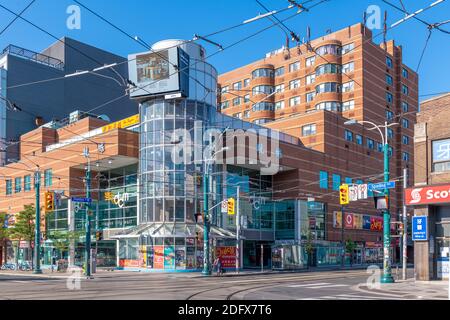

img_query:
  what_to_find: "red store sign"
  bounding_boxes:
[405,184,450,205]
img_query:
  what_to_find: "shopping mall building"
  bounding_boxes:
[0,23,418,272]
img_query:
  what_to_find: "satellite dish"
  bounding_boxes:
[98,114,111,122]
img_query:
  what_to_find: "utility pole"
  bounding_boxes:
[341,206,345,267]
[402,167,408,280]
[381,121,394,283]
[33,169,42,274]
[202,160,211,276]
[83,147,92,278]
[236,185,240,274]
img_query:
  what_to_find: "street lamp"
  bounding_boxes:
[344,119,398,284]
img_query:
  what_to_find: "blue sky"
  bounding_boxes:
[0,0,449,100]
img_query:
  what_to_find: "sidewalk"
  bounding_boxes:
[355,278,449,300]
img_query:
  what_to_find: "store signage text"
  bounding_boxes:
[405,184,450,205]
[104,192,135,208]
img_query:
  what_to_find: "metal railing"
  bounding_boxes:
[1,44,65,71]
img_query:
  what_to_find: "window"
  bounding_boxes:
[15,177,22,193]
[315,101,341,111]
[302,124,316,136]
[44,169,53,187]
[342,100,355,111]
[233,112,242,119]
[319,171,328,189]
[306,56,316,67]
[316,63,341,76]
[253,118,272,125]
[403,152,410,162]
[244,78,250,87]
[252,68,274,79]
[386,110,394,120]
[289,79,301,90]
[342,62,354,74]
[332,174,341,191]
[432,139,450,172]
[402,68,409,78]
[377,142,383,152]
[386,56,393,68]
[221,86,229,94]
[356,134,363,145]
[24,175,31,191]
[252,102,274,112]
[316,44,341,56]
[356,179,363,185]
[275,67,285,77]
[6,179,12,195]
[220,101,229,109]
[342,81,354,92]
[275,101,285,110]
[402,135,409,145]
[244,94,250,103]
[252,85,274,95]
[306,74,316,85]
[289,96,301,106]
[345,129,353,142]
[387,128,394,139]
[244,110,250,118]
[367,138,374,149]
[289,61,300,72]
[306,92,315,103]
[402,101,409,112]
[402,119,409,128]
[232,97,241,106]
[402,84,409,95]
[386,74,393,86]
[345,177,352,184]
[275,84,285,93]
[342,42,354,54]
[316,82,340,94]
[386,92,393,103]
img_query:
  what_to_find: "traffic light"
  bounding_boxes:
[227,198,235,215]
[339,184,349,205]
[95,231,103,241]
[45,191,54,213]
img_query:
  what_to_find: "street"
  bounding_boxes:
[0,269,446,300]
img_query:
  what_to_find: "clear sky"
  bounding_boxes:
[0,0,449,100]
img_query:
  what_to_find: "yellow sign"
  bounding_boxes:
[101,114,139,133]
[339,184,349,205]
[227,198,235,215]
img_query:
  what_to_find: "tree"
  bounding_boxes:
[8,205,36,266]
[48,230,82,259]
[305,231,314,268]
[0,212,9,265]
[345,238,357,266]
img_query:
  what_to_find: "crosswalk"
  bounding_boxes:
[288,282,349,289]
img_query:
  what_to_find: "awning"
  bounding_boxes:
[110,222,240,240]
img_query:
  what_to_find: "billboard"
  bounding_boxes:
[333,211,382,232]
[128,47,189,98]
[405,184,450,205]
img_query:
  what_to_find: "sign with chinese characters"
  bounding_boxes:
[433,139,450,163]
[215,246,236,268]
[405,184,450,205]
[412,216,428,241]
[333,212,382,232]
[101,114,139,134]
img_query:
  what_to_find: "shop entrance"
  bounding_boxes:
[243,241,272,269]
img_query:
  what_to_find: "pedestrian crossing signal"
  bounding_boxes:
[45,191,54,213]
[339,184,349,205]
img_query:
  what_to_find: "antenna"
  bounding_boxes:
[363,11,367,36]
[383,10,388,51]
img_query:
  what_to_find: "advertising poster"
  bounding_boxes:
[333,211,342,228]
[370,216,383,231]
[153,245,164,269]
[344,213,354,229]
[119,260,141,268]
[363,215,371,230]
[353,214,363,229]
[175,247,186,268]
[196,250,204,268]
[164,246,175,269]
[215,246,237,268]
[136,50,170,82]
[186,246,195,269]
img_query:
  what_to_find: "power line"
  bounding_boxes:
[416,29,433,72]
[0,0,36,36]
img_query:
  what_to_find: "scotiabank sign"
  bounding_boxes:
[405,184,450,205]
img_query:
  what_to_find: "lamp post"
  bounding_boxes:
[33,169,42,274]
[344,119,398,283]
[83,147,92,278]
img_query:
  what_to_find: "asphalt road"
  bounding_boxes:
[0,268,433,300]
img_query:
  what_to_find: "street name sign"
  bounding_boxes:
[71,197,92,203]
[368,181,396,191]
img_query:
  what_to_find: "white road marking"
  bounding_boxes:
[288,282,331,288]
[307,284,349,289]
